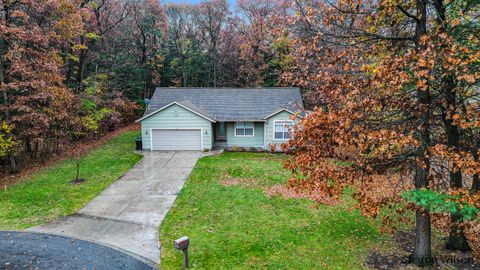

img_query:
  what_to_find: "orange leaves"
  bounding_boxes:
[280,0,480,244]
[458,74,478,84]
[450,18,461,27]
[430,145,480,176]
[465,221,480,261]
[284,100,415,219]
[265,183,340,206]
[11,10,28,21]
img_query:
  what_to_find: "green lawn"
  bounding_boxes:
[159,152,390,269]
[0,130,142,230]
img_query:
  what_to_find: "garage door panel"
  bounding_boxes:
[151,129,202,150]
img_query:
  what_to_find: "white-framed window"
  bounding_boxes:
[274,120,293,140]
[235,122,254,137]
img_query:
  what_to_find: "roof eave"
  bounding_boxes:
[263,108,304,120]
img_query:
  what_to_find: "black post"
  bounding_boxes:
[182,247,189,269]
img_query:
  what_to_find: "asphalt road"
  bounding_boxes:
[0,231,156,270]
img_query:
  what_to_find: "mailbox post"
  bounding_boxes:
[174,236,190,269]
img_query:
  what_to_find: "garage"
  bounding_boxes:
[151,129,202,151]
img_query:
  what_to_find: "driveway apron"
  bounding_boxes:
[27,151,202,264]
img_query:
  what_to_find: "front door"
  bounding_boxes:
[216,122,226,141]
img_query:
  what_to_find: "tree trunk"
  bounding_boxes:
[446,214,470,251]
[26,137,33,159]
[65,45,75,87]
[412,209,433,266]
[446,146,469,252]
[473,173,480,192]
[55,138,60,154]
[410,0,433,263]
[470,146,480,192]
[76,36,89,90]
[33,139,39,160]
[471,149,479,192]
[77,50,86,89]
[445,165,469,251]
[76,164,80,181]
[410,165,433,266]
[9,152,17,173]
[212,42,217,87]
[441,77,470,251]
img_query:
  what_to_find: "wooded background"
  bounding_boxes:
[0,0,291,172]
[1,0,479,266]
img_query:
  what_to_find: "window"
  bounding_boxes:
[235,122,254,136]
[274,121,293,140]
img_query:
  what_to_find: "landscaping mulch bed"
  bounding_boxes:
[224,146,268,152]
[367,231,480,269]
[69,178,87,185]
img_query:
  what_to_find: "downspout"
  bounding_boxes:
[263,120,267,149]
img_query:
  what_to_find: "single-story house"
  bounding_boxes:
[136,87,304,151]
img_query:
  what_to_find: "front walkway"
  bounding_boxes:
[28,151,202,264]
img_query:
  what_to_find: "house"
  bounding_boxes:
[136,87,304,151]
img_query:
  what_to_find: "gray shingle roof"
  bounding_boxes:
[142,87,304,121]
[176,99,215,120]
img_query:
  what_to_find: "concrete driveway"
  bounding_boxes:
[28,151,202,265]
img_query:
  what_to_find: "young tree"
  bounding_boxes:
[70,146,87,184]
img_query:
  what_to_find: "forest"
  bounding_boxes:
[0,0,291,173]
[1,0,480,267]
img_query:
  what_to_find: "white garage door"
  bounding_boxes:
[151,129,202,150]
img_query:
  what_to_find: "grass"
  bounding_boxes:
[159,152,391,269]
[0,130,142,230]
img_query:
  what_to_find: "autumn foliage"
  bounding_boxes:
[0,0,155,174]
[281,0,480,266]
[1,0,478,266]
[1,0,293,176]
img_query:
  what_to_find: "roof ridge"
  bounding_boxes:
[176,98,206,109]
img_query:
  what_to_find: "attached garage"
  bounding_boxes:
[151,129,202,151]
[138,102,214,151]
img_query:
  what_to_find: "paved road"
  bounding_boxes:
[0,231,156,270]
[28,151,202,265]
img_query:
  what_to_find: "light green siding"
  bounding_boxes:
[141,104,213,150]
[265,111,299,150]
[226,122,265,148]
